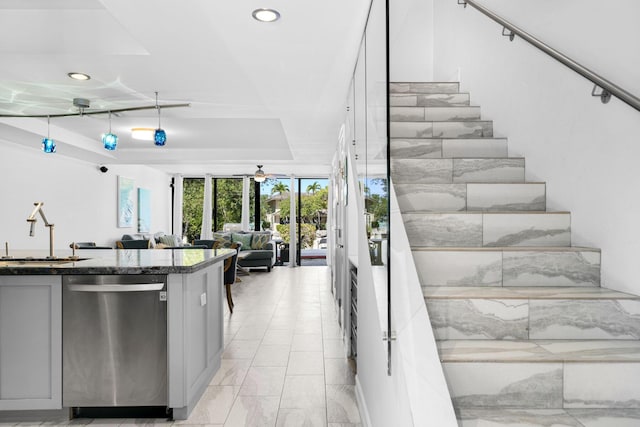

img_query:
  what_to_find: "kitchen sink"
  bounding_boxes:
[0,257,88,267]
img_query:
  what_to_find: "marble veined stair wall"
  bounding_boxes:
[390,82,640,425]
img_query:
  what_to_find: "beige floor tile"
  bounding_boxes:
[239,367,286,397]
[324,359,355,385]
[175,386,240,425]
[233,325,268,341]
[323,339,345,359]
[275,408,327,427]
[261,330,294,346]
[223,340,261,360]
[291,334,323,352]
[223,396,280,427]
[326,385,361,424]
[280,376,326,409]
[210,359,252,386]
[286,352,324,375]
[252,345,291,367]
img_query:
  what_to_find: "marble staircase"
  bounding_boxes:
[390,82,640,426]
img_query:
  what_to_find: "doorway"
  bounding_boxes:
[296,178,329,266]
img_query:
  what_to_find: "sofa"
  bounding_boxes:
[195,231,275,272]
[120,232,190,249]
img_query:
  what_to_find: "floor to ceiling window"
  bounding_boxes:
[297,178,329,266]
[182,177,255,242]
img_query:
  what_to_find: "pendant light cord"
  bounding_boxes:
[155,91,161,128]
[47,115,50,138]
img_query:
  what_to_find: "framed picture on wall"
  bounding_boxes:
[118,176,135,228]
[138,188,151,232]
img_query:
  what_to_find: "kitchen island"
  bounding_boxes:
[0,248,234,421]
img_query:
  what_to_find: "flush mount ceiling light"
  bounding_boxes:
[131,127,155,141]
[154,91,167,146]
[42,115,56,154]
[67,72,91,81]
[102,111,118,151]
[252,8,280,22]
[254,165,266,182]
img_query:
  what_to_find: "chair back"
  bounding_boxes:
[116,239,150,249]
[163,245,208,249]
[193,239,216,249]
[222,242,241,285]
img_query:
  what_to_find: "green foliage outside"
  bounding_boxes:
[276,223,316,249]
[271,181,289,194]
[364,178,388,227]
[279,187,328,230]
[183,178,327,248]
[183,178,260,243]
[183,178,204,243]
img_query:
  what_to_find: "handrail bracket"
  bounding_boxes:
[502,27,515,41]
[592,84,612,104]
[459,0,640,112]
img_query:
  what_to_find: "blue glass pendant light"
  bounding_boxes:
[102,111,118,150]
[154,91,166,146]
[42,115,56,153]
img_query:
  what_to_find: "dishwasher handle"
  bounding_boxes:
[67,283,165,292]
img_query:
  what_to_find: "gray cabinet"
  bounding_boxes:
[0,276,62,410]
[167,262,224,420]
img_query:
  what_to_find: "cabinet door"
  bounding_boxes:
[0,276,62,410]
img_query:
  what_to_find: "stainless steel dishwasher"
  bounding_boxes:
[63,274,167,407]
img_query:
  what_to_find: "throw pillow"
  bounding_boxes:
[231,233,252,251]
[251,232,271,250]
[158,235,175,247]
[212,232,232,244]
[159,234,182,247]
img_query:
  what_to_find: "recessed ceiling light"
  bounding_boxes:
[68,72,91,81]
[252,8,280,22]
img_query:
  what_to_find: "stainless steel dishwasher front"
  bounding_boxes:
[62,274,167,407]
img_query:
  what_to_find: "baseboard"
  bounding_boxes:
[355,374,372,427]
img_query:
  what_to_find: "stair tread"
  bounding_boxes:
[391,105,480,108]
[457,408,640,424]
[391,120,491,123]
[403,210,569,215]
[424,286,638,300]
[391,136,501,140]
[411,246,600,252]
[438,339,640,363]
[395,181,546,184]
[390,92,470,95]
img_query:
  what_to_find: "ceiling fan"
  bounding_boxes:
[233,165,288,182]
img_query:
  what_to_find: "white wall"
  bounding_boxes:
[390,0,434,81]
[0,142,172,251]
[432,0,640,294]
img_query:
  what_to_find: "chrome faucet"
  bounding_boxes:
[27,202,55,259]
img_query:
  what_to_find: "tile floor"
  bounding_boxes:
[0,266,361,427]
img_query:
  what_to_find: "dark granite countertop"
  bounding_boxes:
[0,248,235,275]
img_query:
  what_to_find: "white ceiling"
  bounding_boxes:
[0,0,370,176]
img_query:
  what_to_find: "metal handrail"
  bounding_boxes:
[459,0,640,112]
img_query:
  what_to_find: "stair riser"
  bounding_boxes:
[426,299,640,340]
[403,213,571,247]
[390,138,508,159]
[529,299,640,340]
[391,106,481,122]
[395,183,546,212]
[390,121,493,138]
[390,82,459,94]
[390,93,471,107]
[443,362,640,409]
[413,250,601,287]
[392,158,525,184]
